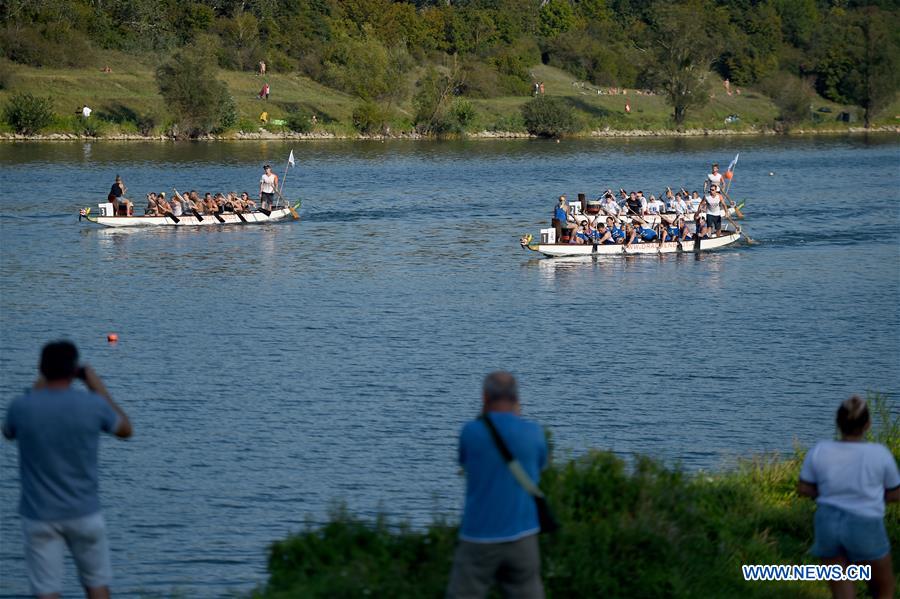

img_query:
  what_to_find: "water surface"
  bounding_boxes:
[1,136,898,596]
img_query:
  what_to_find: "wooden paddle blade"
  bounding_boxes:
[191,209,204,222]
[236,212,248,223]
[288,206,299,219]
[258,208,271,217]
[214,213,225,223]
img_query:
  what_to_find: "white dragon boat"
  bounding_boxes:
[79,201,301,227]
[520,231,742,257]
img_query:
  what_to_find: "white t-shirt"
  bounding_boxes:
[674,198,689,214]
[601,199,619,214]
[81,106,92,118]
[800,440,900,518]
[705,194,724,217]
[171,200,183,217]
[647,199,665,214]
[260,173,277,194]
[707,172,723,190]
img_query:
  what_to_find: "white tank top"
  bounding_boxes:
[260,173,276,194]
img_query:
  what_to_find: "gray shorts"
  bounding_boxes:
[22,512,112,595]
[446,534,543,599]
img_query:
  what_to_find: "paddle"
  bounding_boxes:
[275,188,300,219]
[719,189,755,244]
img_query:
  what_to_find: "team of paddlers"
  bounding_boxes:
[103,164,282,218]
[551,162,740,247]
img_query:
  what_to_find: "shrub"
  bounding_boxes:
[136,114,156,136]
[352,101,389,135]
[156,48,237,137]
[285,110,314,134]
[761,72,814,126]
[521,95,577,137]
[3,92,54,135]
[0,25,94,68]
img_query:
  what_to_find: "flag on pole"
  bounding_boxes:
[287,149,295,168]
[726,153,739,173]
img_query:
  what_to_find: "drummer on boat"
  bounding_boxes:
[108,175,133,216]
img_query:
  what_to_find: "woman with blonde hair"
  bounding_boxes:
[798,396,900,599]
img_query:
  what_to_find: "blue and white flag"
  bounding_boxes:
[726,153,739,173]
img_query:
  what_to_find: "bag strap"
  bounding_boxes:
[479,414,545,499]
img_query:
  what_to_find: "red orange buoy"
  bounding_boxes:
[724,170,734,179]
[107,333,118,343]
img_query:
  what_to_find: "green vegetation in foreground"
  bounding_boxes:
[255,393,899,598]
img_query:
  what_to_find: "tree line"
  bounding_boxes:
[1,0,897,131]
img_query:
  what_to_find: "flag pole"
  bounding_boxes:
[277,150,293,209]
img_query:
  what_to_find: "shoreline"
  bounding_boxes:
[2,125,897,142]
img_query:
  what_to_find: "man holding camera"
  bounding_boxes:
[3,341,132,598]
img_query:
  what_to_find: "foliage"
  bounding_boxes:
[642,0,723,126]
[3,92,53,134]
[760,72,814,126]
[155,48,237,137]
[521,95,576,138]
[257,394,900,598]
[351,101,390,135]
[285,110,314,134]
[413,63,464,135]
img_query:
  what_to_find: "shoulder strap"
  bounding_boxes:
[479,414,545,499]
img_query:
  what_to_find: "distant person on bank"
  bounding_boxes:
[798,396,900,599]
[446,372,547,599]
[3,341,133,599]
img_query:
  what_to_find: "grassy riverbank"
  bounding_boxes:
[254,394,899,598]
[3,56,897,140]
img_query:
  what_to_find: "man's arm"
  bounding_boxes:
[83,366,132,439]
[797,480,818,499]
[886,486,900,503]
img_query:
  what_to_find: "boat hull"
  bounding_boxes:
[81,205,298,227]
[527,232,741,257]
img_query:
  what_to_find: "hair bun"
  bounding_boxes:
[842,395,867,419]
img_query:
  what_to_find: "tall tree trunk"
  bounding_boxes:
[674,104,686,126]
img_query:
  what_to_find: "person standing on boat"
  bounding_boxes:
[798,396,899,599]
[552,196,573,243]
[259,164,279,210]
[446,372,547,599]
[704,185,726,235]
[704,163,724,194]
[3,341,132,598]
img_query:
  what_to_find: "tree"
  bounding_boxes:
[642,0,723,126]
[855,8,899,128]
[156,49,236,137]
[539,0,577,39]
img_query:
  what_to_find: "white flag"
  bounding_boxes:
[288,149,295,167]
[726,153,739,173]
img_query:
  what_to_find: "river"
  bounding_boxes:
[1,136,898,596]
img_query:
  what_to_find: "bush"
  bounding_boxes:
[0,25,94,68]
[156,48,237,137]
[761,72,815,126]
[285,110,314,133]
[352,101,389,135]
[3,92,54,135]
[521,95,577,137]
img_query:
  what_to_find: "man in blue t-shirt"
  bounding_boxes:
[3,341,132,598]
[446,372,547,599]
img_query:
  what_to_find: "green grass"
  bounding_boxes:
[254,393,899,598]
[0,57,891,137]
